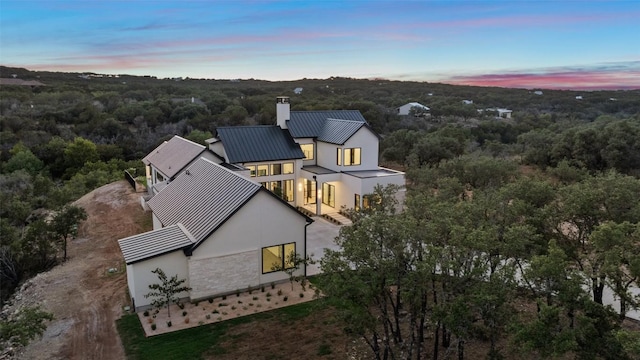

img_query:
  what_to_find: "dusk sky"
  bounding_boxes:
[1,1,639,90]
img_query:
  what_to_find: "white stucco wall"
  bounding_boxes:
[316,128,379,172]
[295,138,316,166]
[188,190,308,299]
[129,250,189,310]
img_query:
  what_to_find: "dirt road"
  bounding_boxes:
[17,181,150,360]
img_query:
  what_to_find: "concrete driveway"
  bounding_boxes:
[305,217,343,276]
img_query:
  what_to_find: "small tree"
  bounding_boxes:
[0,306,54,346]
[144,268,191,318]
[272,251,314,291]
[50,205,87,261]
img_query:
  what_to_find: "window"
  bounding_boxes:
[156,172,164,182]
[355,194,361,211]
[304,180,316,205]
[262,243,296,273]
[337,149,342,165]
[260,182,267,188]
[363,194,371,210]
[283,162,294,174]
[248,165,256,177]
[283,179,294,202]
[300,144,314,160]
[322,183,335,208]
[270,181,282,196]
[271,163,282,175]
[257,164,268,177]
[344,148,361,166]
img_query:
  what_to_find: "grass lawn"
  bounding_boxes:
[117,300,339,360]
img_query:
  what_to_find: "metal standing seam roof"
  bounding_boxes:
[147,158,262,243]
[142,136,206,179]
[216,126,305,163]
[287,110,366,138]
[317,118,366,145]
[118,223,195,264]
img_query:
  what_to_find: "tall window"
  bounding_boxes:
[262,243,296,273]
[304,180,316,205]
[248,165,256,177]
[300,144,314,160]
[354,194,361,211]
[322,183,335,207]
[283,179,294,202]
[283,162,294,174]
[271,163,282,175]
[337,149,342,165]
[344,148,361,166]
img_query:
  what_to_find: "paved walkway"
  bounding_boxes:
[306,216,342,276]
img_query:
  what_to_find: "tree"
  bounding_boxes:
[50,205,87,261]
[144,268,191,317]
[270,251,314,291]
[0,306,54,346]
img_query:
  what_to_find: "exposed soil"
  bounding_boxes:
[13,181,150,360]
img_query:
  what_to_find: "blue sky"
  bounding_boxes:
[1,0,639,89]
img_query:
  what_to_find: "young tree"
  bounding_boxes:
[50,205,87,261]
[144,268,191,318]
[271,251,314,291]
[0,306,54,346]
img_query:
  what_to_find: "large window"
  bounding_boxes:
[344,148,361,166]
[271,163,282,175]
[304,180,316,205]
[283,162,294,174]
[355,194,361,211]
[322,183,335,207]
[256,164,268,177]
[300,144,314,160]
[248,165,256,177]
[283,179,294,202]
[262,243,296,273]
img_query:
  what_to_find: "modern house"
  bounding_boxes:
[397,102,430,116]
[119,158,313,310]
[206,96,405,218]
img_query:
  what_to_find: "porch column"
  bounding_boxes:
[316,182,322,216]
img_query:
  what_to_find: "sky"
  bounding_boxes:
[1,1,639,90]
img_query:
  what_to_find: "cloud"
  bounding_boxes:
[440,62,640,90]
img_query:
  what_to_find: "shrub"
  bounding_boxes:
[277,289,283,296]
[143,310,149,317]
[222,295,227,300]
[253,296,258,301]
[266,292,272,297]
[212,309,219,314]
[147,318,153,324]
[261,286,265,292]
[182,311,187,316]
[299,293,304,298]
[208,298,213,304]
[236,289,240,297]
[231,306,236,310]
[151,323,156,331]
[238,300,242,304]
[206,314,211,319]
[283,296,288,301]
[194,301,199,306]
[219,302,228,307]
[271,282,275,289]
[177,302,185,310]
[198,321,204,326]
[184,317,190,324]
[167,321,172,327]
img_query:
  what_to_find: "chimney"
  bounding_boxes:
[276,96,290,129]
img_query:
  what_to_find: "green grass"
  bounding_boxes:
[117,301,325,360]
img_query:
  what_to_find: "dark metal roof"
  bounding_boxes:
[317,118,366,145]
[288,110,366,138]
[147,158,262,243]
[301,165,338,175]
[142,136,206,179]
[118,223,195,264]
[216,126,304,163]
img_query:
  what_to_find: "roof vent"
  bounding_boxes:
[186,170,191,175]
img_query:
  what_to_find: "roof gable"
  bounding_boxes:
[142,135,205,179]
[118,223,195,264]
[147,158,262,243]
[317,118,367,145]
[288,110,366,138]
[216,126,304,163]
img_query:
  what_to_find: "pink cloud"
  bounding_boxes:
[443,65,640,90]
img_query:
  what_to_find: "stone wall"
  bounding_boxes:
[188,250,260,300]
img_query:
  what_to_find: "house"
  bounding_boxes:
[206,96,405,217]
[496,108,512,119]
[119,158,313,311]
[462,100,473,105]
[397,102,430,116]
[533,90,543,96]
[142,135,229,195]
[294,87,303,95]
[576,95,583,100]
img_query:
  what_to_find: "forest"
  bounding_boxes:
[1,65,640,358]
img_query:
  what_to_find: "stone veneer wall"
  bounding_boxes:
[188,250,260,300]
